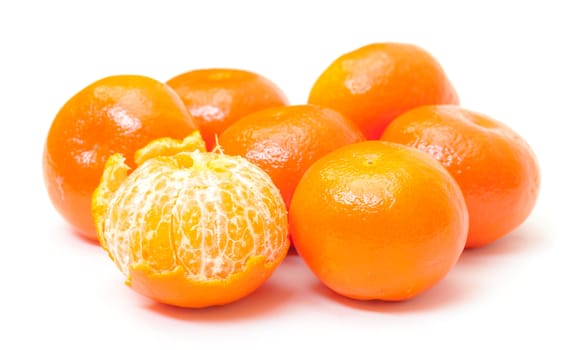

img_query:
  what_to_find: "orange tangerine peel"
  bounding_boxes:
[92,131,290,308]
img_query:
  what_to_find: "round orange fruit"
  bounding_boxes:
[218,104,365,209]
[381,105,541,248]
[92,132,289,308]
[166,68,289,150]
[308,42,459,139]
[289,141,468,301]
[43,75,198,240]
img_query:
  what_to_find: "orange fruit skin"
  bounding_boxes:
[381,105,541,248]
[218,104,366,209]
[43,75,197,240]
[166,68,289,150]
[308,42,459,140]
[128,255,276,308]
[289,141,468,301]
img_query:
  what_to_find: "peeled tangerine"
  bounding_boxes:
[92,132,289,308]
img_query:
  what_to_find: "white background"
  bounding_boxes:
[1,1,574,348]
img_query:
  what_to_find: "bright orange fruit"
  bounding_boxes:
[289,141,468,301]
[308,42,459,139]
[218,104,365,209]
[381,105,541,248]
[92,132,289,308]
[43,75,198,240]
[166,68,289,150]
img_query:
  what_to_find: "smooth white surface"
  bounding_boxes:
[1,1,574,348]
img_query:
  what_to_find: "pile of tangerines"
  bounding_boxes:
[43,42,540,308]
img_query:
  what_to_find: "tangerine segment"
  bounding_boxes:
[289,141,468,301]
[93,137,289,308]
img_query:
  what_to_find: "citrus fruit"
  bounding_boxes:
[166,68,289,150]
[289,141,468,301]
[218,104,365,209]
[92,132,289,308]
[43,75,198,241]
[308,42,459,139]
[380,105,541,248]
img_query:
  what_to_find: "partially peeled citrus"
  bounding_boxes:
[92,132,289,308]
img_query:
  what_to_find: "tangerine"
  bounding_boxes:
[308,42,459,139]
[166,68,288,150]
[92,132,289,308]
[381,105,541,248]
[218,104,365,209]
[289,141,468,301]
[43,75,198,240]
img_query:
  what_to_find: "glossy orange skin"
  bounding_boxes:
[43,75,198,240]
[381,105,541,248]
[166,68,289,150]
[308,42,459,140]
[289,141,468,301]
[218,104,366,209]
